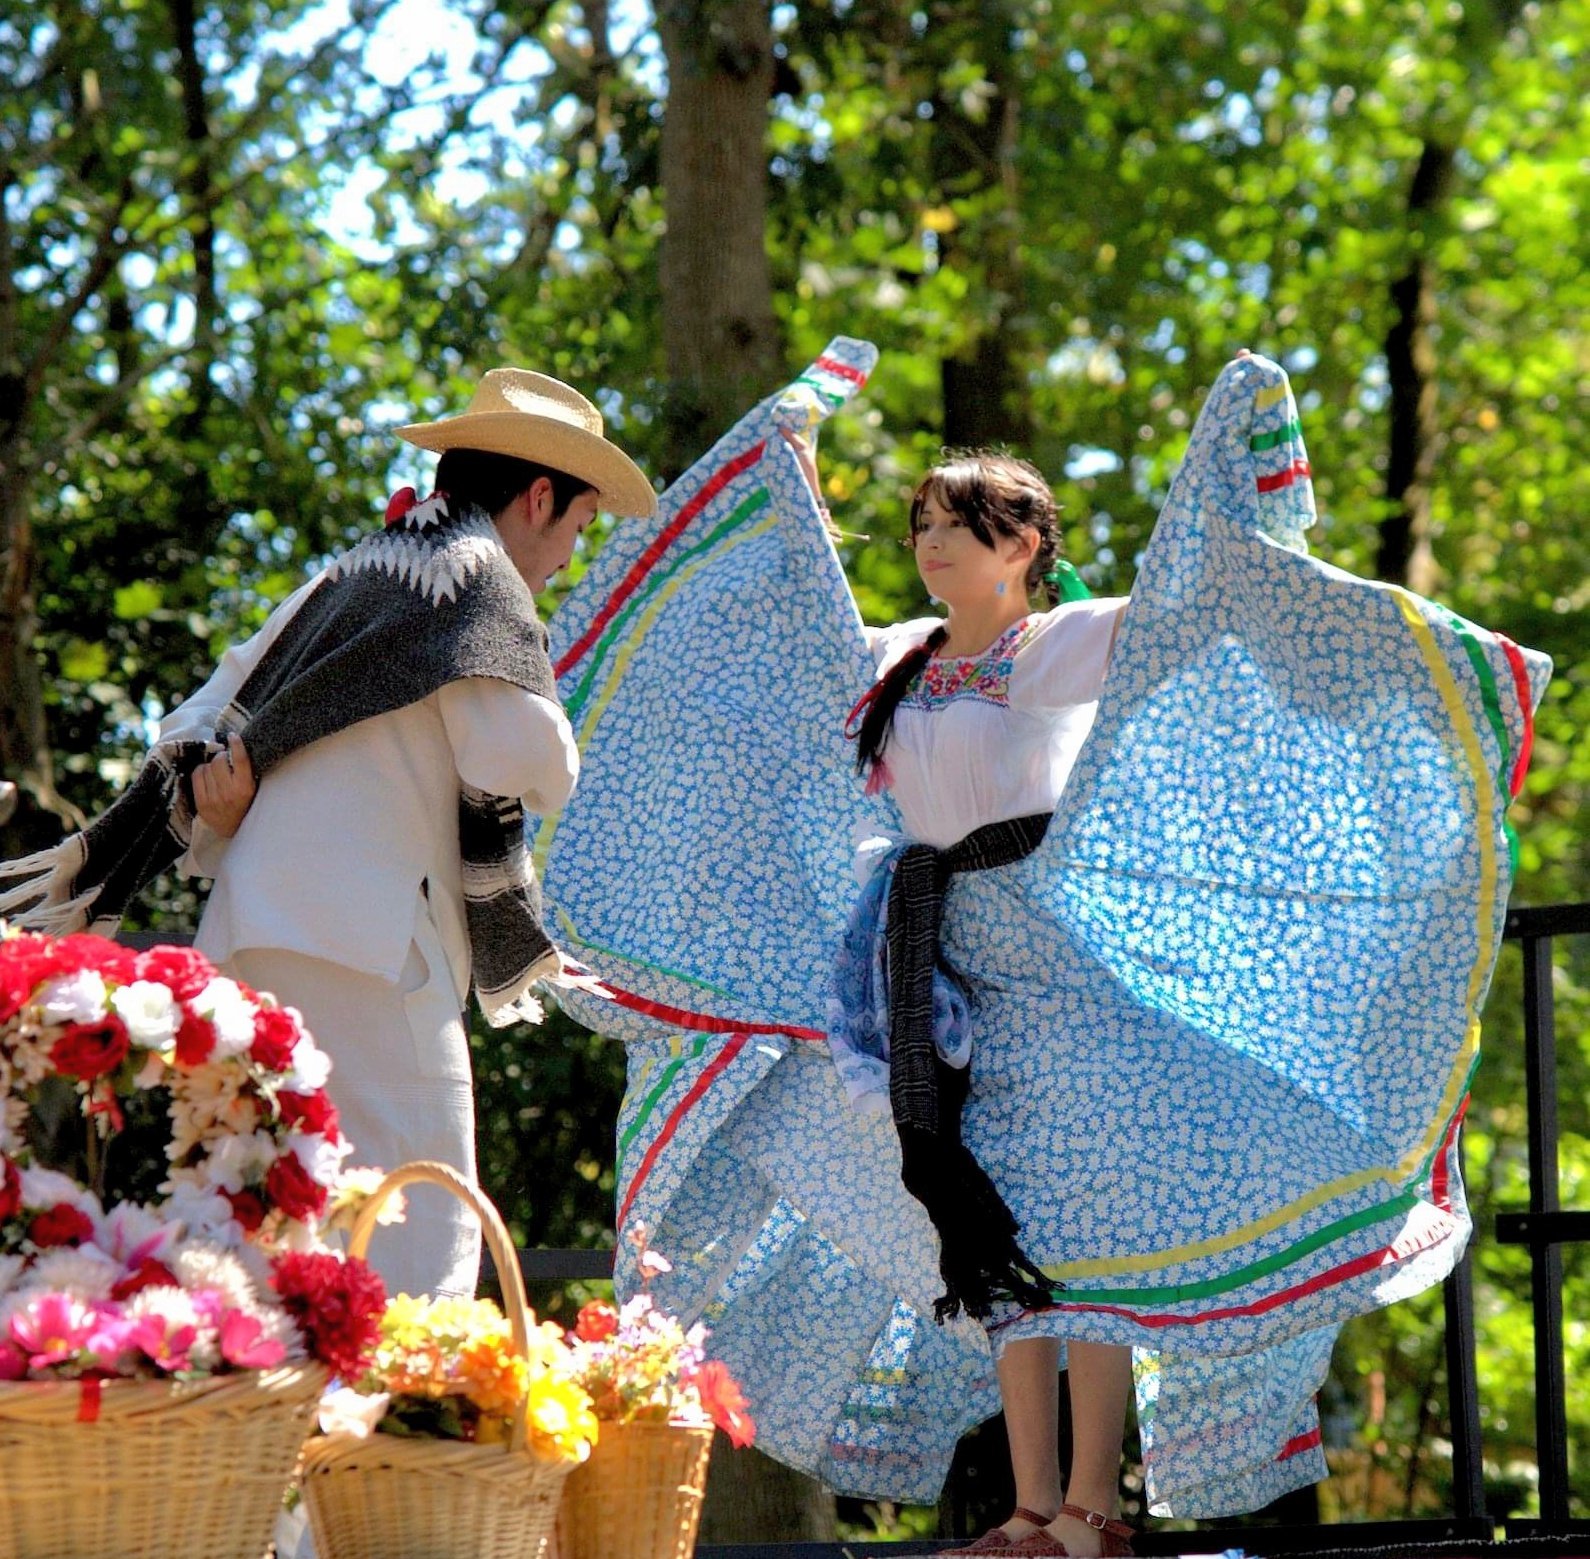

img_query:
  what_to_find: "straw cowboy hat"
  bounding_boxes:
[396,368,656,518]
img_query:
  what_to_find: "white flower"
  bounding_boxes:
[23,1246,122,1301]
[159,1180,237,1241]
[190,977,258,1060]
[91,1202,177,1266]
[19,1168,103,1220]
[37,969,108,1024]
[110,980,182,1048]
[319,1386,390,1438]
[291,1132,352,1187]
[203,1131,281,1195]
[282,1036,332,1093]
[637,1249,672,1279]
[169,1241,261,1312]
[327,1168,406,1229]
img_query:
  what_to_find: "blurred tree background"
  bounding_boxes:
[2,0,1586,1543]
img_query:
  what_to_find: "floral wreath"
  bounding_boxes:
[0,929,348,1252]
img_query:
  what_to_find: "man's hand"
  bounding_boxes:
[192,734,257,838]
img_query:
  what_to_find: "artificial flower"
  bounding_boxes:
[28,1203,95,1249]
[190,978,258,1060]
[574,1299,619,1343]
[36,969,109,1025]
[132,944,216,1001]
[173,1007,216,1066]
[10,1292,96,1368]
[689,1360,757,1448]
[272,1251,385,1379]
[320,1384,389,1438]
[109,981,183,1048]
[219,1308,287,1369]
[50,1017,130,1082]
[0,1155,20,1222]
[266,1152,329,1222]
[524,1375,600,1463]
[249,1005,301,1071]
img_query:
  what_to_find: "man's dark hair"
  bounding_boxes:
[434,448,595,521]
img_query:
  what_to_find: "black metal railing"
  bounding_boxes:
[1495,901,1590,1543]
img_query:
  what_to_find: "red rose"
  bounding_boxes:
[29,1202,95,1249]
[271,1251,386,1378]
[50,1016,130,1081]
[0,1158,20,1223]
[689,1361,756,1448]
[277,1090,340,1143]
[265,1152,329,1222]
[47,933,136,983]
[0,1343,27,1381]
[223,1188,268,1233]
[0,959,36,1025]
[173,1007,216,1067]
[110,1258,180,1301]
[133,944,217,1001]
[250,1006,300,1072]
[574,1300,619,1343]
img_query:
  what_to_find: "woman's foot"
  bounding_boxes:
[1030,1502,1135,1558]
[942,1507,1057,1555]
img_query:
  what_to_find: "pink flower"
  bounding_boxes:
[126,1313,197,1373]
[84,1307,139,1368]
[10,1293,97,1369]
[218,1309,286,1370]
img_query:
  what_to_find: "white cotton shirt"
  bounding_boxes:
[864,598,1128,848]
[160,571,578,995]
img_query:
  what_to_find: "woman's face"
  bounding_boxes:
[911,491,1033,609]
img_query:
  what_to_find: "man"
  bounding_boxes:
[3,368,653,1297]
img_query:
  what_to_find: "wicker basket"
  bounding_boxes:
[557,1420,714,1559]
[300,1160,575,1559]
[0,1362,326,1559]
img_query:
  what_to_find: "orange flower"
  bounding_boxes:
[689,1361,755,1448]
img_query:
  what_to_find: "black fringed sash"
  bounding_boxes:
[886,811,1058,1322]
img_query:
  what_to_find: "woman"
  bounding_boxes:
[537,342,1544,1539]
[796,437,1135,1557]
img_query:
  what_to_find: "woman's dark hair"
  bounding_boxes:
[434,448,595,521]
[850,452,1065,780]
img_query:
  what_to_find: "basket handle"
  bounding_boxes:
[347,1160,535,1455]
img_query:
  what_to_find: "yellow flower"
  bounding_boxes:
[523,1377,599,1464]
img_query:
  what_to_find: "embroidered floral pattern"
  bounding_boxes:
[899,617,1041,711]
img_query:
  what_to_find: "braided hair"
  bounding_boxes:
[850,452,1066,782]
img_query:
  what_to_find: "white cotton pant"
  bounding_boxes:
[227,915,481,1301]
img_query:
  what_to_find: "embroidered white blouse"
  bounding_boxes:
[864,597,1129,848]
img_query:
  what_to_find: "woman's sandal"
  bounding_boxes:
[942,1508,1059,1555]
[1005,1503,1136,1557]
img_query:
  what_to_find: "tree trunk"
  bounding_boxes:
[1377,140,1453,594]
[656,0,782,480]
[696,1433,838,1545]
[653,6,828,1536]
[932,2,1034,451]
[0,458,78,857]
